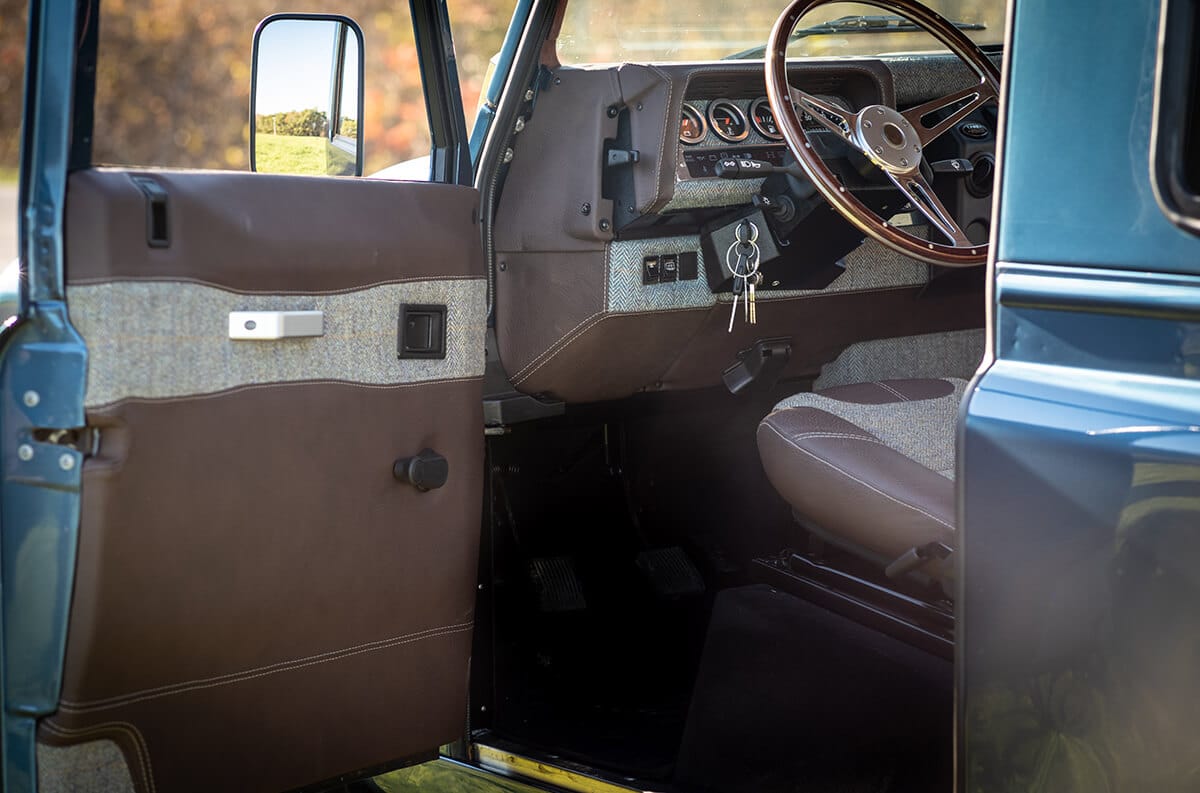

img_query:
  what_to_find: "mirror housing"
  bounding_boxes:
[250,14,364,177]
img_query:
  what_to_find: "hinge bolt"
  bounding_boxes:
[59,453,76,471]
[22,391,39,407]
[17,444,33,462]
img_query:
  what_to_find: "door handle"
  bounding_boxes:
[228,311,324,340]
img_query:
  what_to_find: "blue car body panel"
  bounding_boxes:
[961,0,1200,789]
[0,1,88,791]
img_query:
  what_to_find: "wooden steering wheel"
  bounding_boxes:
[765,0,1001,266]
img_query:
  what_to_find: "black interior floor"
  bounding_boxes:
[674,585,953,793]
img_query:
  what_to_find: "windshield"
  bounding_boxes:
[557,0,1005,64]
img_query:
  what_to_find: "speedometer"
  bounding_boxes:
[679,103,707,145]
[749,97,783,140]
[707,99,749,143]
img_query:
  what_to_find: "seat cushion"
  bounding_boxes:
[757,378,966,578]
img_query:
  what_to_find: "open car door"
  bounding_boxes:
[961,0,1200,789]
[2,1,484,792]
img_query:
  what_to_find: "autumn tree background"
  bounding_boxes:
[0,0,513,176]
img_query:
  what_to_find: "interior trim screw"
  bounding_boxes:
[606,105,619,118]
[59,453,75,471]
[599,219,611,231]
[580,202,591,215]
[524,88,534,101]
[503,148,514,164]
[17,444,33,462]
[23,391,39,407]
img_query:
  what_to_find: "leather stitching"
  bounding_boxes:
[788,431,887,446]
[512,304,709,385]
[759,420,955,531]
[513,284,921,387]
[41,719,157,793]
[58,621,474,714]
[66,274,486,297]
[89,375,484,411]
[639,64,674,214]
[874,381,910,401]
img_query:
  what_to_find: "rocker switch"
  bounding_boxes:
[398,304,447,359]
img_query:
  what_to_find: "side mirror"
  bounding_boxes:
[250,14,364,177]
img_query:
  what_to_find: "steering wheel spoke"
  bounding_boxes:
[900,81,997,147]
[788,86,858,143]
[766,0,1000,266]
[887,169,973,247]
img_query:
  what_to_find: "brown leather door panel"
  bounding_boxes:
[43,170,486,793]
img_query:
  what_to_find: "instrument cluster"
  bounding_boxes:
[679,95,851,147]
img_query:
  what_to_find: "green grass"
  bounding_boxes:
[255,134,356,177]
[0,168,18,184]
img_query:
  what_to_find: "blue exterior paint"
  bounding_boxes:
[0,1,87,791]
[961,0,1200,789]
[996,0,1199,273]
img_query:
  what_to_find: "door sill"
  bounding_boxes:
[469,740,669,793]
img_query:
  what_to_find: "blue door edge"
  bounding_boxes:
[1,1,88,791]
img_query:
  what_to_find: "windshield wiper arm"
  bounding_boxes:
[724,14,987,60]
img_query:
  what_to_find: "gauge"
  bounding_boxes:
[679,103,707,145]
[800,94,852,133]
[707,99,749,143]
[749,97,783,141]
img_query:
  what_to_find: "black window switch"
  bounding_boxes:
[398,304,447,359]
[678,251,699,280]
[642,256,660,284]
[660,254,679,282]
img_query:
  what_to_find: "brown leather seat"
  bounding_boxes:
[757,378,965,582]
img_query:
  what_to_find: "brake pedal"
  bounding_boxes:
[529,557,587,613]
[636,547,706,599]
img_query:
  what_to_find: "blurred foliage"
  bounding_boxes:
[0,0,1004,175]
[0,0,513,176]
[558,0,1005,63]
[255,108,330,137]
[0,0,27,178]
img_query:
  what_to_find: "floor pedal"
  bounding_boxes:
[636,547,705,599]
[529,557,587,613]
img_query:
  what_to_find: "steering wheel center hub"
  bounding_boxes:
[854,105,921,173]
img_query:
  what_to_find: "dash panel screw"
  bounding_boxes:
[17,444,33,461]
[22,391,39,407]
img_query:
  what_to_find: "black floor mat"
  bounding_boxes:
[674,586,952,793]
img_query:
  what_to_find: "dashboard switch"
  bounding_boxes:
[660,254,679,282]
[642,256,661,284]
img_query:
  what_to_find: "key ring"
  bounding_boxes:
[725,238,761,279]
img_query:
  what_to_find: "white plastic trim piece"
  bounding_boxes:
[228,310,324,340]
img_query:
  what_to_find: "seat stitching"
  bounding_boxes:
[759,422,955,532]
[874,381,910,401]
[788,431,888,447]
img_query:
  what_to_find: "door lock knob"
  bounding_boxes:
[393,448,449,491]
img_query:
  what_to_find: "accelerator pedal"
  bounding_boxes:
[636,547,705,599]
[529,557,587,613]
